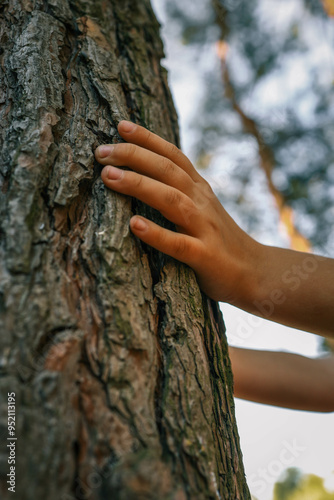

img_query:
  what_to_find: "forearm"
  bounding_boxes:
[236,244,334,337]
[229,346,334,412]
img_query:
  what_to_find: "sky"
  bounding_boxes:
[151,1,334,499]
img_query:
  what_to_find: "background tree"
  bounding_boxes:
[273,468,334,500]
[161,0,334,255]
[0,1,250,499]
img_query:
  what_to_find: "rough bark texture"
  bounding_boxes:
[0,1,251,499]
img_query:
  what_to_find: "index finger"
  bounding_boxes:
[117,121,200,181]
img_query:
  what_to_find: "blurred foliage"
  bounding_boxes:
[156,0,334,254]
[319,336,334,354]
[273,468,334,500]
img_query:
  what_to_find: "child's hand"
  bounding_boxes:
[94,121,260,305]
[94,121,334,336]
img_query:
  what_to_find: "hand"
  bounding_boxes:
[94,121,334,336]
[94,120,260,305]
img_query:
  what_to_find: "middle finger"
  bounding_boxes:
[101,166,199,232]
[95,143,194,196]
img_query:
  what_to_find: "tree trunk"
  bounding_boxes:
[0,1,250,499]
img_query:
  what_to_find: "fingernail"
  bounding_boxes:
[119,120,135,132]
[106,166,123,180]
[132,218,147,231]
[97,145,114,158]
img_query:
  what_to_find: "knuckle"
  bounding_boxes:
[184,196,198,213]
[165,187,182,206]
[132,173,143,189]
[207,218,220,234]
[194,175,210,190]
[166,142,183,162]
[194,180,215,207]
[173,237,188,257]
[159,229,170,249]
[183,198,198,216]
[201,177,213,192]
[120,143,136,161]
[204,180,215,198]
[160,157,175,177]
[144,128,152,143]
[194,193,211,212]
[166,142,178,156]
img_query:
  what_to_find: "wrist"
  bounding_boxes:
[228,238,268,313]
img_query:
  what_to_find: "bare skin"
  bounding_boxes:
[229,347,334,412]
[94,120,334,412]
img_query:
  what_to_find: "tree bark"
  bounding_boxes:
[0,1,250,499]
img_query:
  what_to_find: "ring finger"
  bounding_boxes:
[101,166,199,232]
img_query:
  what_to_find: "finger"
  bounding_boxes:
[117,120,201,181]
[95,142,193,195]
[101,166,199,232]
[129,216,203,267]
